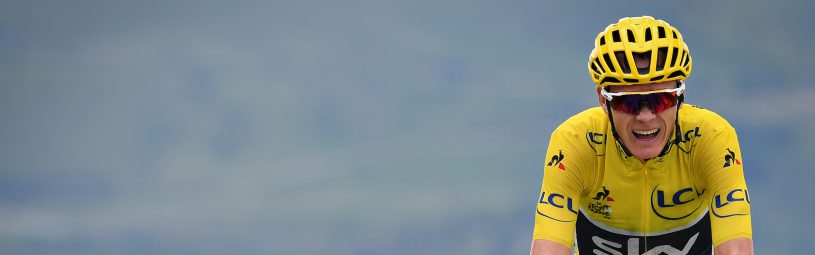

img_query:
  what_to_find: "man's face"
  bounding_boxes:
[597,81,679,161]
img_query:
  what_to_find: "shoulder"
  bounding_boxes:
[678,104,742,170]
[679,104,737,136]
[553,107,608,137]
[546,108,604,193]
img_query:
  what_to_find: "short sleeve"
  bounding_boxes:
[532,128,591,248]
[695,124,753,247]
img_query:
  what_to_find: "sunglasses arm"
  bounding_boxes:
[600,82,685,101]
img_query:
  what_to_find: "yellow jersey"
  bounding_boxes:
[532,105,752,254]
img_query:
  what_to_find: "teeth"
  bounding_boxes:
[633,129,658,136]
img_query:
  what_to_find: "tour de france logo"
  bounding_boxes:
[589,186,614,218]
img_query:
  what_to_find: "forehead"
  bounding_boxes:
[606,80,677,93]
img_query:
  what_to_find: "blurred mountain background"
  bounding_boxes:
[1,0,812,254]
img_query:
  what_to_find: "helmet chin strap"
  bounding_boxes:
[659,94,684,157]
[604,99,633,158]
[659,80,686,157]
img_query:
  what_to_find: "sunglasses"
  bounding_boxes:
[601,82,685,114]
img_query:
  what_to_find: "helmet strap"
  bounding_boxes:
[658,99,682,157]
[657,82,684,157]
[605,99,634,158]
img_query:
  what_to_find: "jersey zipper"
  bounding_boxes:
[643,166,649,253]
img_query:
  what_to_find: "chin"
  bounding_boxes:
[625,139,664,160]
[623,133,669,160]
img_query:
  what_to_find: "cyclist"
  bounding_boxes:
[530,16,753,255]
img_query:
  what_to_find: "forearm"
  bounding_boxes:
[714,238,753,255]
[530,239,571,255]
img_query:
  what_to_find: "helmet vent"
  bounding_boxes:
[670,48,679,67]
[658,27,666,39]
[684,54,691,67]
[600,37,606,45]
[672,30,678,39]
[631,51,651,74]
[602,53,616,72]
[656,47,668,71]
[627,29,635,43]
[615,51,632,74]
[612,30,621,42]
[649,75,665,81]
[666,70,685,79]
[593,59,605,72]
[600,77,621,84]
[645,28,652,41]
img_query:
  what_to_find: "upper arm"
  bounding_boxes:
[532,129,590,248]
[695,124,753,246]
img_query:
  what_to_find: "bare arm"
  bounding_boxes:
[714,238,753,255]
[530,239,571,255]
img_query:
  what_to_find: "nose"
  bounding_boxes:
[635,104,657,121]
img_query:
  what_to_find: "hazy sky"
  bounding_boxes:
[1,1,813,254]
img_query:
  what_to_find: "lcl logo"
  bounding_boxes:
[650,185,703,220]
[537,191,578,222]
[676,127,701,143]
[711,188,750,218]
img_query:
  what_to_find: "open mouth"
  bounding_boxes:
[632,128,660,141]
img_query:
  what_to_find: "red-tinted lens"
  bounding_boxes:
[609,92,678,114]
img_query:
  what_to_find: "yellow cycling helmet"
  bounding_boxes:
[588,16,692,87]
